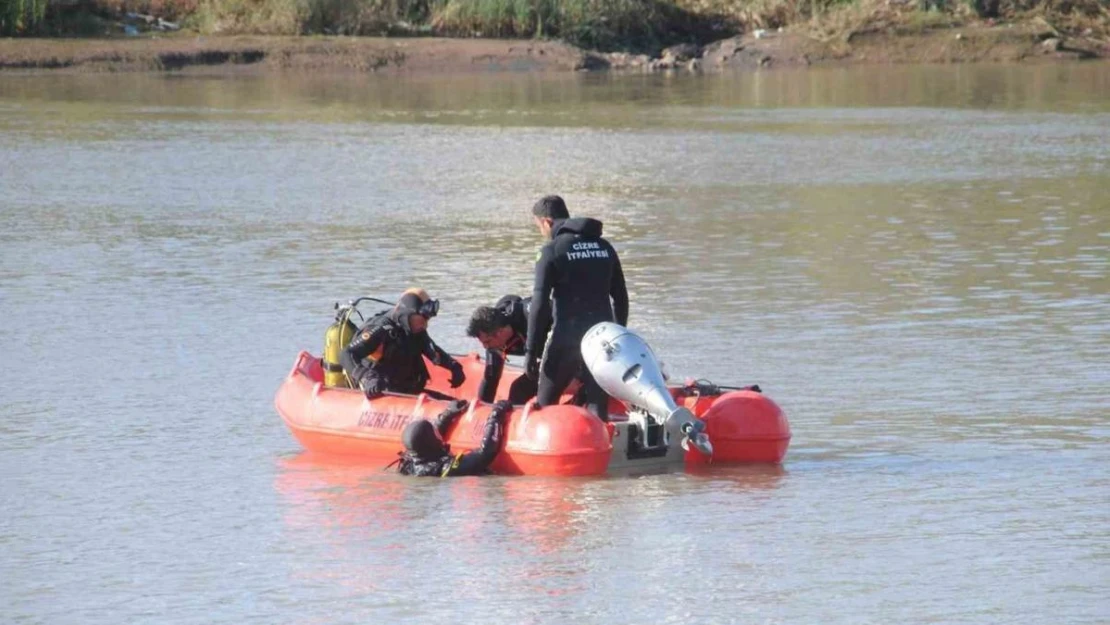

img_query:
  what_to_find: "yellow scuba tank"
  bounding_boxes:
[323,304,359,388]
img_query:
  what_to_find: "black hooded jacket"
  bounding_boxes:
[477,295,532,403]
[341,297,457,395]
[526,217,629,357]
[397,400,511,477]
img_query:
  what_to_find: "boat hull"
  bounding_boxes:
[275,351,790,476]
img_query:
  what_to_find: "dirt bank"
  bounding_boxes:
[1,23,1106,75]
[0,36,594,73]
[676,20,1110,71]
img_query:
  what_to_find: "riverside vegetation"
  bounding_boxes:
[1,0,1107,71]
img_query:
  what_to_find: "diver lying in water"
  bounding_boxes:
[393,399,513,477]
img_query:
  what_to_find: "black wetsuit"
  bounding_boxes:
[397,400,511,477]
[526,217,629,421]
[477,295,538,405]
[341,303,460,397]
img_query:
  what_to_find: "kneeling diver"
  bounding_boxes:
[341,288,466,399]
[395,399,513,477]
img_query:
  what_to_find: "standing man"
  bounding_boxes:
[524,195,629,421]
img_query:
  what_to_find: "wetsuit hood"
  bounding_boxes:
[553,217,603,238]
[402,419,446,460]
[391,292,424,333]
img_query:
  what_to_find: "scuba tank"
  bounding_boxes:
[322,297,398,388]
[323,304,359,388]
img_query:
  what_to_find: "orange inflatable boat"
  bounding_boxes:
[274,351,791,477]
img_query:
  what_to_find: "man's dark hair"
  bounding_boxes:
[467,306,508,337]
[532,195,569,220]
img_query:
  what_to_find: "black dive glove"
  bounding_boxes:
[446,361,466,388]
[443,399,469,417]
[490,400,513,424]
[358,376,385,399]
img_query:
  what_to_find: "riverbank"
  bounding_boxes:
[2,7,1107,74]
[0,36,594,73]
[2,28,1106,75]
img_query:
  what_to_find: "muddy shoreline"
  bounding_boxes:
[1,25,1107,75]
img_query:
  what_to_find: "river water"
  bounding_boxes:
[1,63,1108,624]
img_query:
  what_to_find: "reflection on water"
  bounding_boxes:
[1,63,1108,624]
[3,63,1110,125]
[274,453,793,621]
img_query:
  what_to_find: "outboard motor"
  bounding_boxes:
[581,322,712,456]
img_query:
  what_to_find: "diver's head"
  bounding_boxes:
[395,287,438,334]
[532,195,569,238]
[401,419,446,460]
[467,305,515,351]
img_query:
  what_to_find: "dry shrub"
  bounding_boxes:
[804,0,906,42]
[736,0,801,29]
[430,0,533,37]
[82,0,201,19]
[1009,0,1110,37]
[674,0,800,30]
[301,0,439,35]
[189,0,441,35]
[429,0,725,51]
[189,0,304,34]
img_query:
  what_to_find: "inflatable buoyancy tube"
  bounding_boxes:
[323,309,359,388]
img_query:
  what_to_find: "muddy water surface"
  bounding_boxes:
[1,64,1108,624]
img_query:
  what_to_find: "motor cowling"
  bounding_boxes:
[581,322,712,455]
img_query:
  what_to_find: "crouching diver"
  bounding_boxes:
[341,288,466,399]
[395,399,513,477]
[466,295,539,405]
